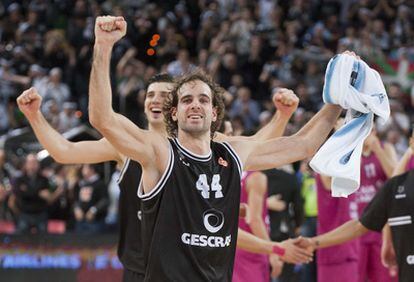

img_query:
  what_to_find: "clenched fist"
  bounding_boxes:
[272,88,299,118]
[16,87,42,120]
[94,16,127,46]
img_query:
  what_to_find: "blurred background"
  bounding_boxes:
[0,0,413,281]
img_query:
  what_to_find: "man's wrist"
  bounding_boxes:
[310,238,320,249]
[272,245,286,256]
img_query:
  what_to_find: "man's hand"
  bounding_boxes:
[293,236,317,253]
[342,50,361,60]
[267,194,286,212]
[16,87,42,120]
[269,254,284,278]
[74,207,84,221]
[94,16,127,47]
[273,88,299,118]
[86,207,97,222]
[276,238,313,264]
[364,131,381,153]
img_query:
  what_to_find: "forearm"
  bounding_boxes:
[312,219,368,249]
[249,217,271,241]
[393,149,412,176]
[296,104,342,156]
[89,43,116,128]
[252,112,289,140]
[373,146,397,178]
[237,229,273,254]
[28,112,75,163]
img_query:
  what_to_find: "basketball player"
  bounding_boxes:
[88,16,342,281]
[17,77,302,280]
[297,168,414,282]
[355,129,397,282]
[233,171,277,282]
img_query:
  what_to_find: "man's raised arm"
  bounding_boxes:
[17,88,122,164]
[232,103,342,171]
[88,16,168,166]
[215,88,299,142]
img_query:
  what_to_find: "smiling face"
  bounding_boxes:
[144,82,173,128]
[172,80,217,137]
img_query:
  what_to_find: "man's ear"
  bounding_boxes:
[171,107,178,121]
[212,107,217,122]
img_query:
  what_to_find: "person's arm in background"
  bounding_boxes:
[365,131,397,177]
[393,132,414,176]
[17,88,123,165]
[320,174,332,191]
[381,223,398,278]
[246,172,270,240]
[215,88,299,142]
[245,171,284,278]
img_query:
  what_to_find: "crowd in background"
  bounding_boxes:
[1,0,414,281]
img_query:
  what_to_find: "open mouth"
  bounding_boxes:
[150,107,162,115]
[188,114,203,120]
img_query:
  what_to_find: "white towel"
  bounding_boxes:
[310,54,390,197]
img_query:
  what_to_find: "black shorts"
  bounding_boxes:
[122,268,145,282]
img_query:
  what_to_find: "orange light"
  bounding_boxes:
[149,40,157,47]
[75,111,82,118]
[147,48,155,56]
[152,34,160,41]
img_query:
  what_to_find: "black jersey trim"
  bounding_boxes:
[221,142,243,179]
[173,138,212,162]
[137,143,174,201]
[116,158,131,185]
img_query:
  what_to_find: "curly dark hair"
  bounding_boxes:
[163,69,225,138]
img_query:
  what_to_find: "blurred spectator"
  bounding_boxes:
[57,102,80,133]
[167,49,196,76]
[74,164,108,233]
[229,86,261,133]
[37,67,71,112]
[0,149,13,220]
[10,154,60,234]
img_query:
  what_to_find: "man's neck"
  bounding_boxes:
[177,130,211,156]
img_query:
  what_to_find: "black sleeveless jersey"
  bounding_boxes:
[117,158,145,277]
[139,138,242,282]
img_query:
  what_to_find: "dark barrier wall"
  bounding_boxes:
[0,234,122,282]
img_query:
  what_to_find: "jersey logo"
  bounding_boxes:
[137,210,142,221]
[179,156,190,167]
[218,157,228,167]
[395,185,406,199]
[203,209,224,233]
[407,255,414,265]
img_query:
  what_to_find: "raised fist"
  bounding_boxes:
[16,87,42,119]
[94,16,127,46]
[272,88,299,118]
